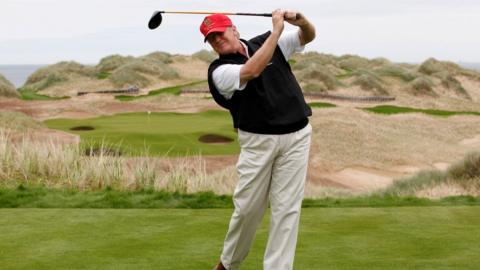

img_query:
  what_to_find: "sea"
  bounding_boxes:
[0,65,45,88]
[458,62,480,71]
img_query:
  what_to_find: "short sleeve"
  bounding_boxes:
[278,29,305,60]
[212,64,247,100]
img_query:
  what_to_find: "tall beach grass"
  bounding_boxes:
[0,129,236,195]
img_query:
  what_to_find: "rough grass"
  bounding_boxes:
[418,58,463,76]
[383,152,480,198]
[438,72,471,99]
[109,57,179,88]
[0,74,19,98]
[0,129,237,194]
[108,65,150,87]
[96,54,136,73]
[1,207,480,269]
[352,70,388,95]
[375,65,419,82]
[297,65,338,91]
[406,76,436,96]
[338,54,371,71]
[192,49,217,63]
[2,186,480,209]
[0,188,233,208]
[0,111,44,131]
[292,52,339,70]
[417,58,475,99]
[143,51,173,64]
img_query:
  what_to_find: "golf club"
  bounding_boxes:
[148,10,300,30]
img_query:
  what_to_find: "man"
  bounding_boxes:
[200,9,315,270]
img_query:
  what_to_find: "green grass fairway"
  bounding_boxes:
[364,105,480,117]
[44,111,239,156]
[18,88,69,101]
[1,207,479,269]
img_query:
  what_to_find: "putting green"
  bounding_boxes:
[44,111,239,156]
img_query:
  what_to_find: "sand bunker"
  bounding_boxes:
[460,135,480,148]
[199,134,233,144]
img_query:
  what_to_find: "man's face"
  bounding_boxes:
[206,27,239,55]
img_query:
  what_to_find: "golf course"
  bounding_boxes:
[2,2,480,268]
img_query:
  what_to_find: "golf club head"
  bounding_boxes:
[148,11,163,30]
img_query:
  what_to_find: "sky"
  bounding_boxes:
[1,0,480,65]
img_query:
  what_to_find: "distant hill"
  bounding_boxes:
[22,50,215,97]
[290,53,480,100]
[0,73,19,98]
[21,50,480,101]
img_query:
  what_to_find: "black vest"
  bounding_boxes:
[207,31,312,134]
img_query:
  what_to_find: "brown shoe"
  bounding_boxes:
[213,261,227,270]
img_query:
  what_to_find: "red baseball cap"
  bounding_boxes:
[200,14,233,42]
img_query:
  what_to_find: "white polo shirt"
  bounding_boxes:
[212,30,304,100]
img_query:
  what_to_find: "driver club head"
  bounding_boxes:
[148,11,163,30]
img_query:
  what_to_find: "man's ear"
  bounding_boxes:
[232,25,240,39]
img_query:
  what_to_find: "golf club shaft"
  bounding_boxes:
[158,10,272,17]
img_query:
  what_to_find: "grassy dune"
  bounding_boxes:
[21,52,209,98]
[1,207,479,269]
[0,73,19,98]
[114,80,205,101]
[18,50,480,103]
[292,53,480,98]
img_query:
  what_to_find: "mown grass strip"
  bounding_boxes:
[18,88,69,101]
[115,80,206,101]
[364,105,480,117]
[1,186,479,208]
[309,102,337,108]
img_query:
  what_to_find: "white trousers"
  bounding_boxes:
[220,124,312,270]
